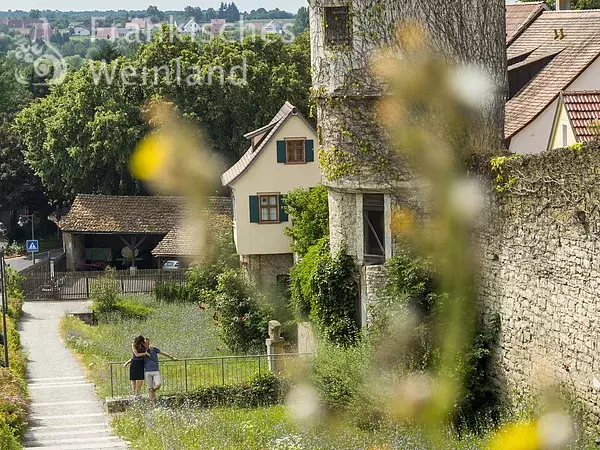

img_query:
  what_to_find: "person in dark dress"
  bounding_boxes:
[123,335,148,395]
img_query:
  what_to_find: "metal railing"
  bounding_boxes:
[108,353,314,398]
[22,267,186,301]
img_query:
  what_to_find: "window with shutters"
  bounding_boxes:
[324,6,351,49]
[286,139,305,163]
[259,194,279,223]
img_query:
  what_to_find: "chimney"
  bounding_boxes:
[556,0,571,10]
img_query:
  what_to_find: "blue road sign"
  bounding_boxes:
[26,240,39,253]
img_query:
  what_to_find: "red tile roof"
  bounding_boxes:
[506,2,548,44]
[221,102,314,186]
[561,90,600,142]
[61,194,231,234]
[151,211,232,257]
[506,10,600,139]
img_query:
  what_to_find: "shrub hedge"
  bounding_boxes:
[160,373,288,409]
[290,237,359,346]
[0,268,29,445]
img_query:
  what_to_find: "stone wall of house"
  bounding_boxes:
[477,146,600,426]
[244,253,294,286]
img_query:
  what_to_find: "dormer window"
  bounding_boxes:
[286,139,305,163]
[324,6,352,49]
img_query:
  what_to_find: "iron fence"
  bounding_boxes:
[108,353,314,398]
[22,267,186,301]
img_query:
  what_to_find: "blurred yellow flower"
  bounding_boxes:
[130,135,168,181]
[487,422,540,450]
[391,208,415,235]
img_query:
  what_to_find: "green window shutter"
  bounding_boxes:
[305,139,315,162]
[279,195,289,222]
[277,140,286,163]
[249,195,259,223]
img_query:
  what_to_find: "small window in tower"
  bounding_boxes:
[324,6,352,49]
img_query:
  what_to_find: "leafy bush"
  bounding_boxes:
[90,267,120,313]
[290,237,359,346]
[113,297,153,320]
[283,184,329,257]
[0,369,28,441]
[309,340,371,412]
[184,263,224,303]
[0,419,20,450]
[5,268,24,322]
[212,269,273,354]
[373,248,501,429]
[163,373,288,409]
[4,242,22,258]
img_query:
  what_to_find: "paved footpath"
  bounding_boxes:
[19,301,128,449]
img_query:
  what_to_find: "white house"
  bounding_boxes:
[221,102,321,284]
[506,7,600,153]
[72,26,91,36]
[181,19,202,36]
[263,20,283,35]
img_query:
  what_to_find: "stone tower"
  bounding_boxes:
[309,0,507,325]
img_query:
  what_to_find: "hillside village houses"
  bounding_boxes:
[506,1,600,153]
[125,17,154,30]
[221,102,320,285]
[0,17,53,41]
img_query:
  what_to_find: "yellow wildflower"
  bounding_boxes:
[487,422,540,450]
[129,135,168,181]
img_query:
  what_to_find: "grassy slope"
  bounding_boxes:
[111,405,491,450]
[60,296,226,397]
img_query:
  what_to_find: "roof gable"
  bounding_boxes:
[506,10,600,140]
[220,102,315,186]
[561,90,600,142]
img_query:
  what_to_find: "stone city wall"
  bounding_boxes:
[477,145,600,425]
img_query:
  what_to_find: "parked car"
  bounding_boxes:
[162,260,180,270]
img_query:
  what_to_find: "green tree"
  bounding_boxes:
[139,28,311,161]
[15,28,311,201]
[292,7,309,35]
[283,184,329,257]
[519,0,600,8]
[14,60,147,201]
[146,5,164,22]
[29,9,41,19]
[0,58,44,212]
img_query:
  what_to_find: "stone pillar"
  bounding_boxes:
[265,320,285,374]
[297,322,316,354]
[63,232,84,271]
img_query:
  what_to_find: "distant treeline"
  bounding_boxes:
[0,3,295,29]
